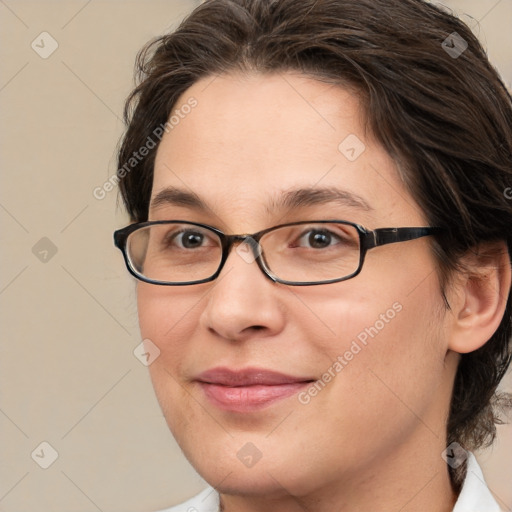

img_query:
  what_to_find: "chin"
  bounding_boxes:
[201,465,304,498]
[184,440,320,498]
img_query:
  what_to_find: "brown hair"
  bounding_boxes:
[117,0,512,475]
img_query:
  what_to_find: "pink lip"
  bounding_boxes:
[195,367,315,412]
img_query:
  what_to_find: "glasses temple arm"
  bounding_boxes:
[363,227,443,249]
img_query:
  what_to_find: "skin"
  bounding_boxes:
[136,72,510,512]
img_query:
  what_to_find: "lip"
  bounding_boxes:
[195,367,315,412]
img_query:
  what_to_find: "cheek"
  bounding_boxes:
[136,284,206,438]
[298,254,447,386]
[136,284,203,379]
[309,271,448,428]
[137,283,200,339]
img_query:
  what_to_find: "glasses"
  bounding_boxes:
[114,220,443,286]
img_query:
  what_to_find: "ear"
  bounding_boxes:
[448,241,511,354]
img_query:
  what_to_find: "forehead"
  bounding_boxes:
[151,72,424,229]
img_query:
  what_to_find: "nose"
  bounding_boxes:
[198,239,286,342]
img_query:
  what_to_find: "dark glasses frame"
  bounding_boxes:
[114,220,444,286]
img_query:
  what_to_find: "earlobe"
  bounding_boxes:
[448,241,511,354]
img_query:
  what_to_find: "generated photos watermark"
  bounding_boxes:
[93,97,198,200]
[298,301,403,405]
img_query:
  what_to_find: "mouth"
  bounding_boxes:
[195,367,316,412]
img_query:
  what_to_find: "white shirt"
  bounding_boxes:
[158,452,500,512]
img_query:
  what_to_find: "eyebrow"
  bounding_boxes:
[270,187,373,213]
[149,185,373,215]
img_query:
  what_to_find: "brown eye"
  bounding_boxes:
[303,230,335,249]
[174,230,206,249]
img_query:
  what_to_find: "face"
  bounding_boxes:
[137,72,455,497]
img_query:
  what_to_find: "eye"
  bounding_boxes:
[297,229,341,249]
[166,229,215,249]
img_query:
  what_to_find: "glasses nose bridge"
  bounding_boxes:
[223,233,261,254]
[213,231,278,285]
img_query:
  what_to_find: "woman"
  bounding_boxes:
[114,1,512,510]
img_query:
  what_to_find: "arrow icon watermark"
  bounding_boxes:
[31,441,59,469]
[133,339,161,366]
[338,134,366,162]
[32,237,58,263]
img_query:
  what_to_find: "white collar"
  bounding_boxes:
[160,452,499,512]
[452,452,500,512]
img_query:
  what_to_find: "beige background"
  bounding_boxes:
[0,1,511,511]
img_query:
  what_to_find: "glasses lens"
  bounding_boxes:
[126,223,222,283]
[261,222,361,283]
